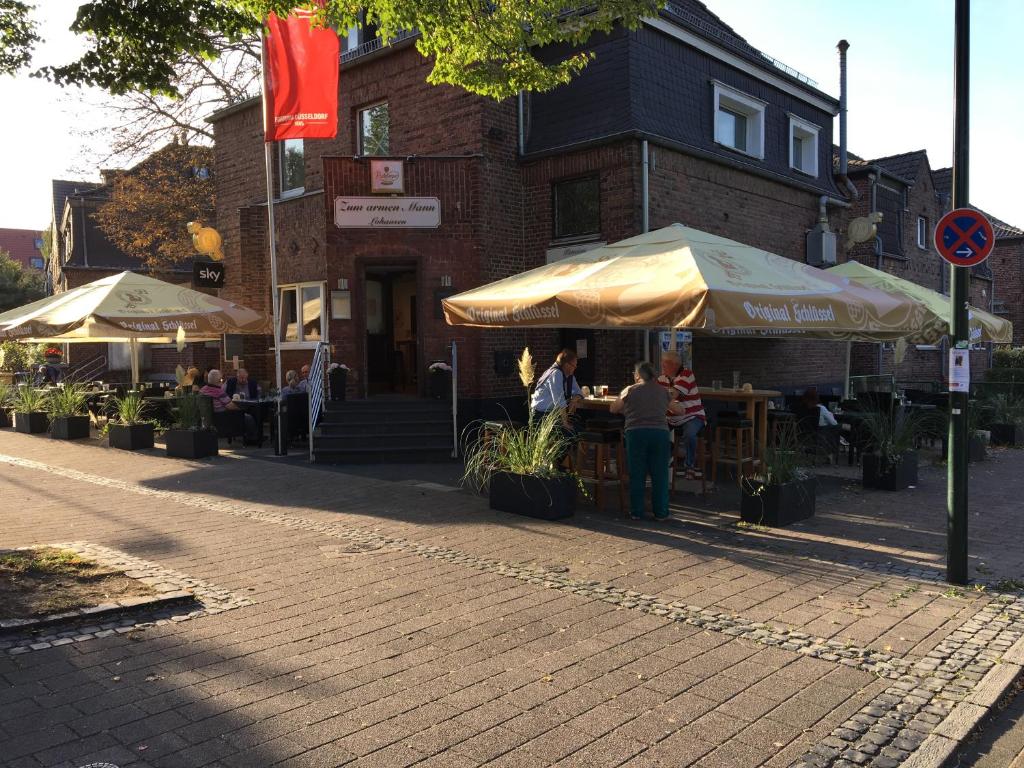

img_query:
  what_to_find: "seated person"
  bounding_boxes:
[225,367,259,399]
[658,352,706,480]
[802,386,838,426]
[200,369,258,442]
[280,369,304,397]
[297,364,311,392]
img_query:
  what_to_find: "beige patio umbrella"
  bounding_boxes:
[827,260,1012,344]
[443,224,943,342]
[0,271,271,383]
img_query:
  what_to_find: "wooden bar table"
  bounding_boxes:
[698,387,782,459]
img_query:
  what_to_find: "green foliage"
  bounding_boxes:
[981,392,1024,427]
[858,407,932,466]
[11,385,48,414]
[0,0,39,75]
[462,409,575,492]
[744,422,808,489]
[0,380,10,407]
[48,382,89,417]
[172,392,202,430]
[28,0,660,100]
[111,390,149,425]
[0,249,45,313]
[992,347,1024,369]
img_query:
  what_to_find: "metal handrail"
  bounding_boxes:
[65,355,107,384]
[307,341,329,462]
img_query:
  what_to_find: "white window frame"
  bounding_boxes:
[357,102,390,156]
[917,216,928,249]
[788,114,820,177]
[712,81,766,160]
[279,139,304,199]
[277,281,328,349]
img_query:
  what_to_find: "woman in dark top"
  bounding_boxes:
[611,362,684,521]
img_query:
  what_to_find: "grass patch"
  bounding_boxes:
[0,547,156,619]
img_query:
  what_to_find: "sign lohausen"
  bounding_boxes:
[334,197,441,229]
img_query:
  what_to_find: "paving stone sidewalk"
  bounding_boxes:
[0,432,1022,768]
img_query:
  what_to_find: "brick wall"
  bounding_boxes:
[991,237,1024,345]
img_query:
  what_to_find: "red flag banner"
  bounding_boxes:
[263,10,340,142]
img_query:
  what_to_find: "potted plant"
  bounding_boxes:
[48,382,91,440]
[427,361,453,400]
[164,393,218,459]
[983,393,1024,447]
[108,391,154,451]
[860,408,925,491]
[740,424,815,526]
[327,363,349,401]
[12,385,50,434]
[462,349,577,520]
[0,341,31,385]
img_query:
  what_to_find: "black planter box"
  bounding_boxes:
[969,434,987,462]
[50,415,90,440]
[109,423,155,451]
[863,451,919,491]
[165,428,219,459]
[488,471,575,520]
[429,371,452,400]
[989,423,1018,447]
[14,411,49,434]
[328,368,347,401]
[740,477,816,527]
[0,409,9,428]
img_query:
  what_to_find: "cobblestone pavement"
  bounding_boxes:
[0,432,1022,768]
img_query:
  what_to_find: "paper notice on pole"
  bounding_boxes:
[948,349,970,392]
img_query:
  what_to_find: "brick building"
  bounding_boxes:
[47,171,215,379]
[0,228,46,272]
[932,167,1024,346]
[843,150,996,385]
[211,0,867,420]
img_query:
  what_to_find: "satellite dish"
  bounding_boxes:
[847,212,883,247]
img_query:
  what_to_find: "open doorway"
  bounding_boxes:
[365,268,417,396]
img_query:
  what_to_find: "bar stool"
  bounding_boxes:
[574,426,628,513]
[712,414,757,486]
[670,425,711,496]
[767,410,797,447]
[481,420,522,464]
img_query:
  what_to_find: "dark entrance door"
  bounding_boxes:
[560,329,595,389]
[366,268,417,396]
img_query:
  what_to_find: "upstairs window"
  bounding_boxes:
[29,257,44,269]
[278,282,326,346]
[876,184,905,256]
[553,176,600,240]
[279,139,304,197]
[358,103,390,156]
[712,82,766,159]
[917,216,929,248]
[789,115,820,177]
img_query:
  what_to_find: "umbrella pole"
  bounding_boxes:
[130,339,140,389]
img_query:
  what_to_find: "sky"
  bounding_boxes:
[0,0,1022,232]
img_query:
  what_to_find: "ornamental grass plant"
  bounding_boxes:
[47,382,89,418]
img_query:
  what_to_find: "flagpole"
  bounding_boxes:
[260,26,286,454]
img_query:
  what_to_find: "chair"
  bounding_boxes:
[767,410,797,447]
[284,392,310,444]
[792,403,840,466]
[670,425,710,495]
[197,394,247,444]
[712,413,756,486]
[574,424,628,514]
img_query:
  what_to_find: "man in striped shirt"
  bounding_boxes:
[658,352,707,479]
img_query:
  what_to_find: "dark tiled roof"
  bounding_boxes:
[870,150,928,183]
[0,228,43,269]
[932,167,1023,239]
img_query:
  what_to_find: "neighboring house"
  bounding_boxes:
[47,173,214,379]
[932,167,1024,346]
[843,150,993,385]
[0,228,46,272]
[210,0,853,420]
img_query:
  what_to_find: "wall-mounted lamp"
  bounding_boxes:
[337,278,349,290]
[440,275,452,288]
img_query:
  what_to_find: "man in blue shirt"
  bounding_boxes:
[530,349,583,431]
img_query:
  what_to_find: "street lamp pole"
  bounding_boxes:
[947,0,970,584]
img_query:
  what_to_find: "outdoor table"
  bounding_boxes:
[577,396,618,412]
[233,398,277,448]
[699,387,781,460]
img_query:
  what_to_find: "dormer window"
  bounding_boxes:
[788,115,820,177]
[712,82,766,160]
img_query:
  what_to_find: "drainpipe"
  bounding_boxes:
[517,91,525,156]
[78,198,89,267]
[642,139,652,359]
[835,40,858,200]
